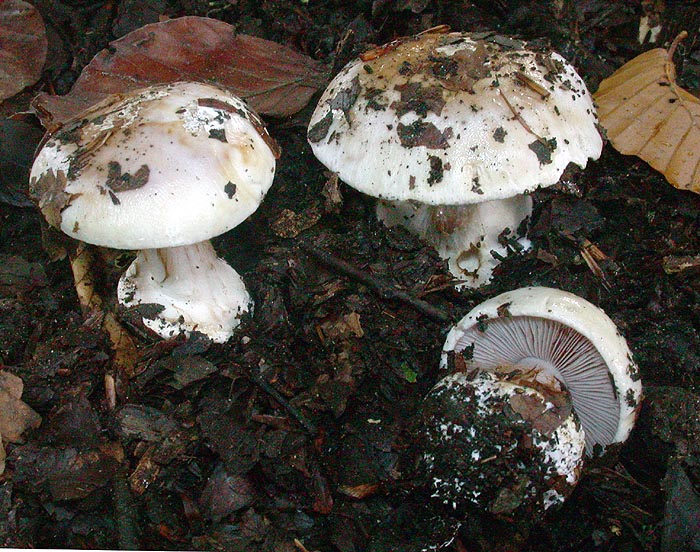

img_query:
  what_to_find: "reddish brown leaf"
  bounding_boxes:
[311,465,334,514]
[0,0,47,101]
[32,16,328,128]
[199,463,256,522]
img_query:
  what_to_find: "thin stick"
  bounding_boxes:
[294,539,312,552]
[298,240,453,323]
[113,468,139,550]
[498,87,544,141]
[249,370,317,434]
[667,30,688,62]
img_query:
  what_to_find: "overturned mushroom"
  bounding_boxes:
[419,286,642,517]
[441,286,642,452]
[30,81,279,342]
[308,30,602,287]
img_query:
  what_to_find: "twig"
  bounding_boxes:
[294,539,312,552]
[663,254,700,274]
[113,468,139,550]
[298,240,453,323]
[514,71,550,98]
[663,31,700,138]
[667,30,688,62]
[104,372,117,410]
[497,86,545,141]
[579,240,612,292]
[249,370,317,435]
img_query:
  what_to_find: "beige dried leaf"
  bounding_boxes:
[0,371,41,443]
[594,33,700,193]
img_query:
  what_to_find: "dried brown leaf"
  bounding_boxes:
[594,35,700,193]
[32,16,328,129]
[0,0,47,101]
[199,463,256,522]
[10,441,124,501]
[319,311,365,340]
[0,371,42,443]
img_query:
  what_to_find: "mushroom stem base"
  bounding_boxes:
[117,241,251,343]
[420,369,585,518]
[376,195,532,288]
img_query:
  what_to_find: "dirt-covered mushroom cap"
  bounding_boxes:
[441,287,643,453]
[421,369,585,517]
[29,81,279,249]
[29,81,279,343]
[307,30,602,205]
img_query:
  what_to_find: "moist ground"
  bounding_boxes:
[1,1,700,551]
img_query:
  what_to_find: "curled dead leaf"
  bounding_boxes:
[594,32,700,193]
[337,482,381,499]
[32,16,329,129]
[318,311,364,340]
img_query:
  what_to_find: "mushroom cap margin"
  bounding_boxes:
[307,32,603,206]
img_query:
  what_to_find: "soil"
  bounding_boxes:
[2,1,700,551]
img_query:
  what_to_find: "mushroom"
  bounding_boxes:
[419,286,642,517]
[307,29,602,287]
[441,286,642,453]
[420,368,586,517]
[29,81,279,342]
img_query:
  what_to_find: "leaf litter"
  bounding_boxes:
[2,1,700,551]
[0,0,47,102]
[595,32,700,194]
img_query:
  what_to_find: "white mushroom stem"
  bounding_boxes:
[377,194,532,287]
[117,241,251,343]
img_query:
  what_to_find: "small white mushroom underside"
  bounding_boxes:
[453,316,618,451]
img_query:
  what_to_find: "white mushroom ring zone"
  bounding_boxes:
[29,81,279,343]
[420,286,642,517]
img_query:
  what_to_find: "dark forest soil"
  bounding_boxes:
[2,1,700,551]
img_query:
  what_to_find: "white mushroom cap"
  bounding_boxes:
[307,31,602,206]
[29,81,278,249]
[441,287,643,453]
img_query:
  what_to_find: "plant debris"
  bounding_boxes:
[594,31,700,194]
[1,1,700,551]
[31,16,328,129]
[0,0,47,101]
